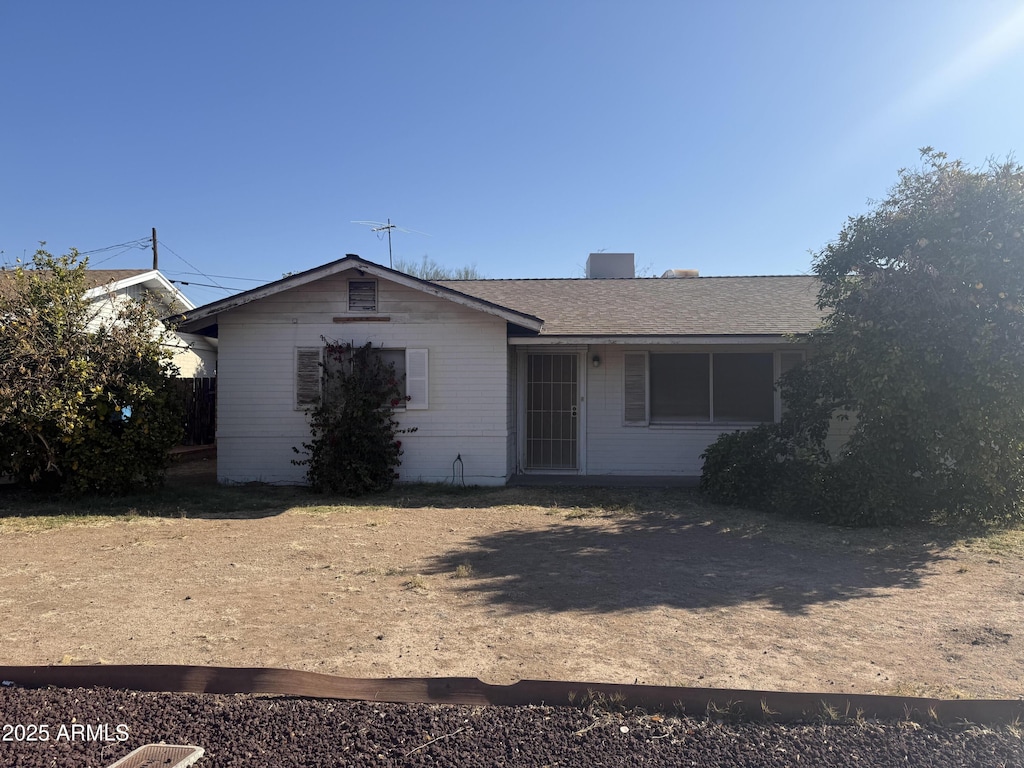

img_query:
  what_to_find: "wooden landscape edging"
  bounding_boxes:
[1,664,1021,725]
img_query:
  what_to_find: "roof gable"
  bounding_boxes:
[83,269,195,312]
[0,268,194,312]
[171,255,544,333]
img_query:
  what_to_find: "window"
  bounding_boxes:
[650,353,710,421]
[712,353,774,422]
[295,346,428,410]
[624,351,787,425]
[374,349,407,399]
[348,280,377,312]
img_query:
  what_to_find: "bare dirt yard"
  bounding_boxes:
[2,454,1022,701]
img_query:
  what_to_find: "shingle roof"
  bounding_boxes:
[81,269,150,288]
[0,269,150,297]
[435,275,824,337]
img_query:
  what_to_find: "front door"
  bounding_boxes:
[525,352,579,470]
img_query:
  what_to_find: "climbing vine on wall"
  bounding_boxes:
[293,340,417,495]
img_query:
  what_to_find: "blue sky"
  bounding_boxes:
[3,1,1023,307]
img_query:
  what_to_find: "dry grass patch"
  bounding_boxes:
[3,479,1024,698]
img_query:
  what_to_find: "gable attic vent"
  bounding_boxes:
[586,252,635,279]
[661,269,699,278]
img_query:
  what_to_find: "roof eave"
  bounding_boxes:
[509,334,812,345]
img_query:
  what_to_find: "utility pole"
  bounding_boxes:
[151,227,158,270]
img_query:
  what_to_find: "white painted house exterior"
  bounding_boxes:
[175,253,833,486]
[174,257,541,485]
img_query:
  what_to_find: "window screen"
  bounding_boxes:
[650,354,710,421]
[320,347,409,406]
[713,353,774,422]
[646,352,777,423]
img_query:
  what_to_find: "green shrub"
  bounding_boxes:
[699,425,779,508]
[699,421,832,522]
[293,341,417,495]
[0,249,182,494]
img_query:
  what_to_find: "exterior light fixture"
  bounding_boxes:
[592,355,601,368]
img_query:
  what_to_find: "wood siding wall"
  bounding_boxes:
[215,274,510,485]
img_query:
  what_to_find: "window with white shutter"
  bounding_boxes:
[298,345,428,411]
[295,347,322,409]
[623,351,649,425]
[405,348,428,409]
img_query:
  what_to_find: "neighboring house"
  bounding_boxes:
[0,267,216,377]
[84,269,217,378]
[173,253,835,486]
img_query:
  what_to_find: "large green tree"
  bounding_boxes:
[0,248,182,494]
[812,149,1024,523]
[702,150,1024,525]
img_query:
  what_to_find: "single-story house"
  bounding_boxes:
[173,252,837,485]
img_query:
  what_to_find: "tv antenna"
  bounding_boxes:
[351,218,430,268]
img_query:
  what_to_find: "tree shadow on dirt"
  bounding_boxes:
[421,509,951,617]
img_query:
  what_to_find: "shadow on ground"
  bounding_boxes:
[421,509,949,617]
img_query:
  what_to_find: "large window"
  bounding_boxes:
[625,351,786,425]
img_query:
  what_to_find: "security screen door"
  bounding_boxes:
[525,352,579,470]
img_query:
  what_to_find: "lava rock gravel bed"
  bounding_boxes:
[1,685,1022,767]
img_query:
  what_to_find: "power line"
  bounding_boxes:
[0,238,150,269]
[79,238,151,256]
[169,280,248,292]
[88,245,149,267]
[162,270,270,282]
[157,239,229,292]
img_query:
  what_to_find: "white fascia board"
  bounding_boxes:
[173,256,543,332]
[508,335,802,345]
[85,270,196,311]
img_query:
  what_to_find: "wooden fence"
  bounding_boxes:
[174,377,216,446]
